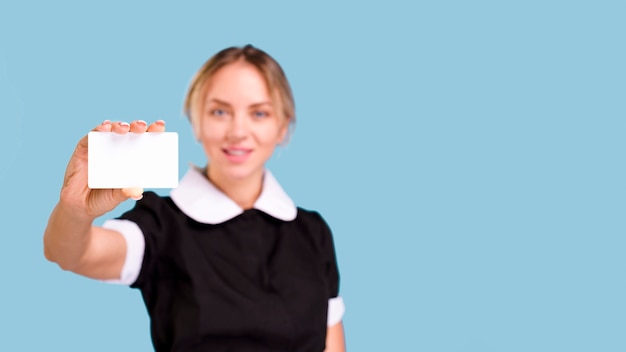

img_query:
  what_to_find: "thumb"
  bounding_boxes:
[121,187,145,201]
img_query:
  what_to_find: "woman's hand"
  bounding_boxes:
[44,119,166,276]
[60,119,166,220]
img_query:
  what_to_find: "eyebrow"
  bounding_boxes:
[208,98,272,108]
[249,102,272,108]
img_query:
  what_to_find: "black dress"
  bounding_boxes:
[105,167,343,352]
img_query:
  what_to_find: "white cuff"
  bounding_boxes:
[101,219,145,285]
[327,296,345,326]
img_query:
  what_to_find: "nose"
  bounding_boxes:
[226,114,248,140]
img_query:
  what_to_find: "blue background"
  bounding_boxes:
[1,1,624,351]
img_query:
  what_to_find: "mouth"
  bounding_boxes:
[223,148,252,156]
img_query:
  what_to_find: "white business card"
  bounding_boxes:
[88,132,179,189]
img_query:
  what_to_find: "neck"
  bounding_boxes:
[206,167,263,210]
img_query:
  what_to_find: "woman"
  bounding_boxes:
[44,45,346,351]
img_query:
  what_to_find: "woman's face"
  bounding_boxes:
[199,61,288,185]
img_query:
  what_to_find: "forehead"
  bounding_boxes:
[204,62,271,103]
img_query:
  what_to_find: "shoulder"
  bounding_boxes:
[119,191,180,225]
[295,207,329,226]
[139,190,171,204]
[136,191,176,208]
[293,207,335,243]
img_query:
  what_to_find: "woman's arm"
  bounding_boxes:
[325,321,346,352]
[44,204,128,280]
[43,120,164,279]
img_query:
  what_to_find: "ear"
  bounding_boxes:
[192,118,202,142]
[277,120,291,146]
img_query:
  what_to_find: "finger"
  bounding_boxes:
[122,187,144,201]
[79,120,112,152]
[111,121,131,134]
[146,120,166,133]
[130,120,148,133]
[94,120,112,132]
[105,188,141,208]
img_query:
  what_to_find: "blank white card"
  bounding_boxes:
[88,132,179,189]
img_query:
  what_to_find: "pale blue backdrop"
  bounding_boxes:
[1,1,624,351]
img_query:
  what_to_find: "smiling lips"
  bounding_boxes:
[223,148,252,163]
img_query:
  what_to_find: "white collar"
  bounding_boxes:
[170,166,297,224]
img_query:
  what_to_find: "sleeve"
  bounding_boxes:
[320,216,340,298]
[317,213,346,326]
[103,191,166,288]
[327,296,345,327]
[101,219,145,285]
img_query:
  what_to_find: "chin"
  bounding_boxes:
[218,165,263,182]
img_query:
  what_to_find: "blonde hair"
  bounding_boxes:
[184,45,295,139]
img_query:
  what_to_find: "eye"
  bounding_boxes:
[252,110,269,118]
[211,108,227,117]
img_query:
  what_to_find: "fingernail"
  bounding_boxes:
[137,120,147,126]
[120,122,130,128]
[156,120,165,126]
[131,195,143,201]
[102,120,111,125]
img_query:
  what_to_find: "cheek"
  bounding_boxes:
[198,132,224,160]
[198,120,224,143]
[263,127,287,147]
[258,129,281,147]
